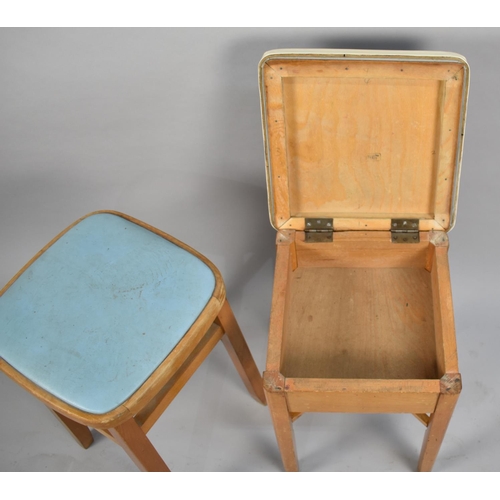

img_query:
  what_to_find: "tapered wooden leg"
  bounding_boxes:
[264,372,299,471]
[217,300,266,404]
[109,418,170,472]
[49,409,94,449]
[266,390,298,471]
[417,392,459,472]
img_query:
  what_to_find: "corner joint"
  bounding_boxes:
[440,373,462,395]
[263,371,286,392]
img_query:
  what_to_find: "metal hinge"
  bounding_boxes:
[391,219,420,243]
[305,218,333,243]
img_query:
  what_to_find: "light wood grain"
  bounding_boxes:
[264,372,299,472]
[433,71,465,227]
[418,392,459,471]
[286,391,438,414]
[49,409,94,449]
[109,418,170,472]
[413,413,431,427]
[283,76,441,218]
[217,300,266,405]
[262,63,291,227]
[430,246,459,375]
[281,266,437,379]
[261,56,467,231]
[284,378,441,393]
[284,379,440,414]
[261,50,466,472]
[266,238,292,372]
[282,217,444,232]
[266,59,464,81]
[263,228,461,470]
[295,230,429,269]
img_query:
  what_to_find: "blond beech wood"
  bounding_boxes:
[284,378,441,393]
[286,391,439,414]
[430,246,459,376]
[264,371,299,472]
[264,228,461,471]
[295,230,430,269]
[261,49,465,473]
[263,64,291,227]
[1,210,265,471]
[418,391,460,472]
[49,409,94,449]
[414,413,431,427]
[282,217,444,232]
[109,418,170,472]
[95,428,118,445]
[284,379,440,414]
[217,300,266,404]
[266,235,293,372]
[266,59,464,81]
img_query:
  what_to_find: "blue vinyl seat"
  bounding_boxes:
[0,211,265,471]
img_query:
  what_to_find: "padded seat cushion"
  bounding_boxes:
[0,213,216,414]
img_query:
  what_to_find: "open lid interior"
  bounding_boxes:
[259,49,469,232]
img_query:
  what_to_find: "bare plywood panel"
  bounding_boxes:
[281,266,437,379]
[283,76,442,218]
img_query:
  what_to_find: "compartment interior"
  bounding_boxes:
[280,233,438,380]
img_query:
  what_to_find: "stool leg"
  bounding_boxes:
[266,388,299,472]
[417,393,459,472]
[49,409,94,449]
[109,418,170,472]
[217,300,266,404]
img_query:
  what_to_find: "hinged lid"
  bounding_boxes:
[259,49,469,232]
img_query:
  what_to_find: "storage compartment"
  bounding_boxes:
[281,233,437,380]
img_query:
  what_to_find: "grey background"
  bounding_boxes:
[0,28,498,471]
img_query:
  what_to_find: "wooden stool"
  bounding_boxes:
[0,211,265,471]
[259,49,469,471]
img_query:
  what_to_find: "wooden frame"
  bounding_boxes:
[0,210,266,471]
[260,50,468,472]
[259,49,469,232]
[264,230,461,472]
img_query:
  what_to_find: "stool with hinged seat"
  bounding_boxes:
[259,49,469,472]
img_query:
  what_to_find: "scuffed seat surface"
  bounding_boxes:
[0,213,215,414]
